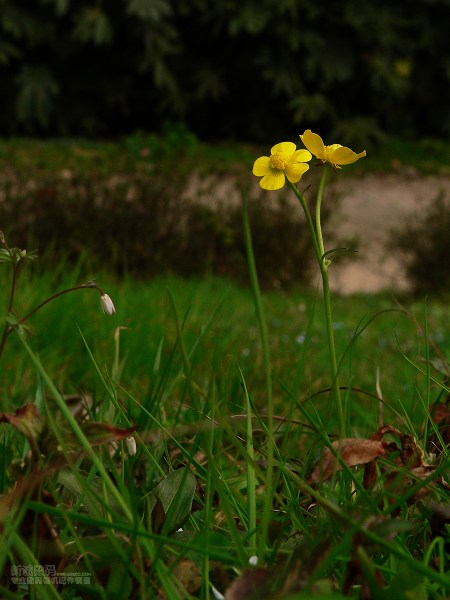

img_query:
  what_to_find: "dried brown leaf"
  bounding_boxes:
[399,434,425,468]
[430,402,450,424]
[0,403,42,454]
[363,459,379,489]
[427,401,450,449]
[310,438,388,484]
[370,424,402,441]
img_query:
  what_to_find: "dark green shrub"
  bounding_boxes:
[0,0,449,141]
[390,194,450,296]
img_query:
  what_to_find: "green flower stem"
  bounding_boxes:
[288,182,322,266]
[0,282,106,363]
[289,177,345,439]
[315,166,328,259]
[320,254,345,439]
[16,282,107,327]
[0,262,22,361]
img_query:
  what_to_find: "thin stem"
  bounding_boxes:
[288,182,322,265]
[16,283,105,326]
[289,176,345,439]
[0,327,10,362]
[320,257,345,438]
[0,263,21,360]
[315,166,328,259]
[0,282,105,362]
[314,168,344,438]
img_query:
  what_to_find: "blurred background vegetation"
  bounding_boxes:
[1,0,449,295]
[1,0,449,144]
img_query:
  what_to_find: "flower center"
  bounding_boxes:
[269,153,286,170]
[323,144,342,162]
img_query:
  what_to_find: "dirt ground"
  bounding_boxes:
[325,172,450,294]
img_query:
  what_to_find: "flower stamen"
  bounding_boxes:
[268,154,286,170]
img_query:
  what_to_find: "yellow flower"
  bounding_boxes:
[300,130,366,169]
[252,142,312,190]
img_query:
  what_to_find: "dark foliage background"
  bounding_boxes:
[0,0,448,143]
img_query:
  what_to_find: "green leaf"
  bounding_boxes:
[126,0,172,21]
[150,467,196,535]
[0,247,37,264]
[72,7,113,46]
[0,37,20,64]
[16,322,35,340]
[6,311,18,325]
[41,0,70,17]
[0,248,13,263]
[323,247,358,262]
[15,66,59,128]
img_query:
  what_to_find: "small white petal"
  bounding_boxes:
[100,293,116,315]
[248,555,258,566]
[125,436,136,456]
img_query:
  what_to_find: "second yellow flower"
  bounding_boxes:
[252,142,312,190]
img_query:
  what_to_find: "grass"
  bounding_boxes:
[0,132,449,598]
[0,259,449,597]
[1,268,447,431]
[1,132,449,180]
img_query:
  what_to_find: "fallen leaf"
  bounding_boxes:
[370,424,402,442]
[0,403,42,455]
[427,401,450,450]
[399,434,425,468]
[310,438,388,484]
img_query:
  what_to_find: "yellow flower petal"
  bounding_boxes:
[285,161,310,183]
[252,156,270,176]
[259,171,286,190]
[300,130,325,159]
[329,146,366,165]
[291,149,313,163]
[285,150,312,183]
[271,141,296,156]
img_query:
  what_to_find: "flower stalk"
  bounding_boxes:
[14,282,112,327]
[289,176,345,438]
[0,233,116,363]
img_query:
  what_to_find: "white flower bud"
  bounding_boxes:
[100,293,116,315]
[125,435,136,456]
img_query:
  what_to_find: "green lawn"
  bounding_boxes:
[2,271,447,432]
[1,133,449,178]
[1,266,449,598]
